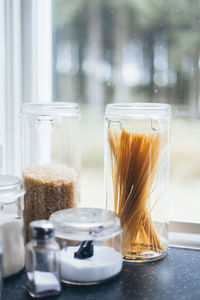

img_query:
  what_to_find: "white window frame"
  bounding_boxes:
[0,0,22,175]
[0,0,6,173]
[22,0,52,103]
[0,0,52,176]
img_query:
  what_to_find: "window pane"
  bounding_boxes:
[52,0,200,221]
[170,113,200,223]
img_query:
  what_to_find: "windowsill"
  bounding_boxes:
[169,221,200,250]
[169,232,200,250]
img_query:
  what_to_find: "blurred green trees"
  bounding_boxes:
[53,0,200,111]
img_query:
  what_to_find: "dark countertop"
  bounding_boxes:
[3,247,200,300]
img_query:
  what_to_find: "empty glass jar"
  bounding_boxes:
[105,103,171,262]
[21,103,81,240]
[50,207,122,285]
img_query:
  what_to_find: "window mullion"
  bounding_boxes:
[22,0,52,103]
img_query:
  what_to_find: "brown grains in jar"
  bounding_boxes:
[23,164,78,240]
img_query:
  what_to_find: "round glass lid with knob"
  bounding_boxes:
[50,207,121,241]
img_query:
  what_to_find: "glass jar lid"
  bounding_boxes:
[21,102,80,116]
[50,208,121,241]
[105,103,171,119]
[0,175,21,190]
[0,175,25,203]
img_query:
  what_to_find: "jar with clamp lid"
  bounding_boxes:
[50,207,122,285]
[21,103,81,240]
[105,103,171,262]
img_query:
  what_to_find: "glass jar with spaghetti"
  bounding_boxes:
[104,103,171,262]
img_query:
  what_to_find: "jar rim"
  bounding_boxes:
[0,175,25,203]
[21,102,80,116]
[0,175,22,191]
[50,208,121,241]
[105,102,171,119]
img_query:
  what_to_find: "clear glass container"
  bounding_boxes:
[50,207,122,285]
[0,175,25,277]
[21,103,81,240]
[0,241,2,299]
[104,103,171,262]
[26,220,61,298]
[0,132,2,173]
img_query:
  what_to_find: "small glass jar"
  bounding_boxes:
[21,103,81,240]
[0,132,2,173]
[0,242,2,299]
[105,103,171,262]
[26,220,61,298]
[50,207,122,285]
[0,175,25,277]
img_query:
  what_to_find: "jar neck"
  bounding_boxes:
[0,187,25,203]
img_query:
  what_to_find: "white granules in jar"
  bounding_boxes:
[23,164,78,240]
[0,215,25,278]
[60,245,122,283]
[27,271,61,293]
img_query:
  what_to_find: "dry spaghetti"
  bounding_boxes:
[108,128,164,259]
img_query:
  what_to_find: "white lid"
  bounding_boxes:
[50,208,121,241]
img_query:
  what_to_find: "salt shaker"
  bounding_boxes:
[26,220,61,298]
